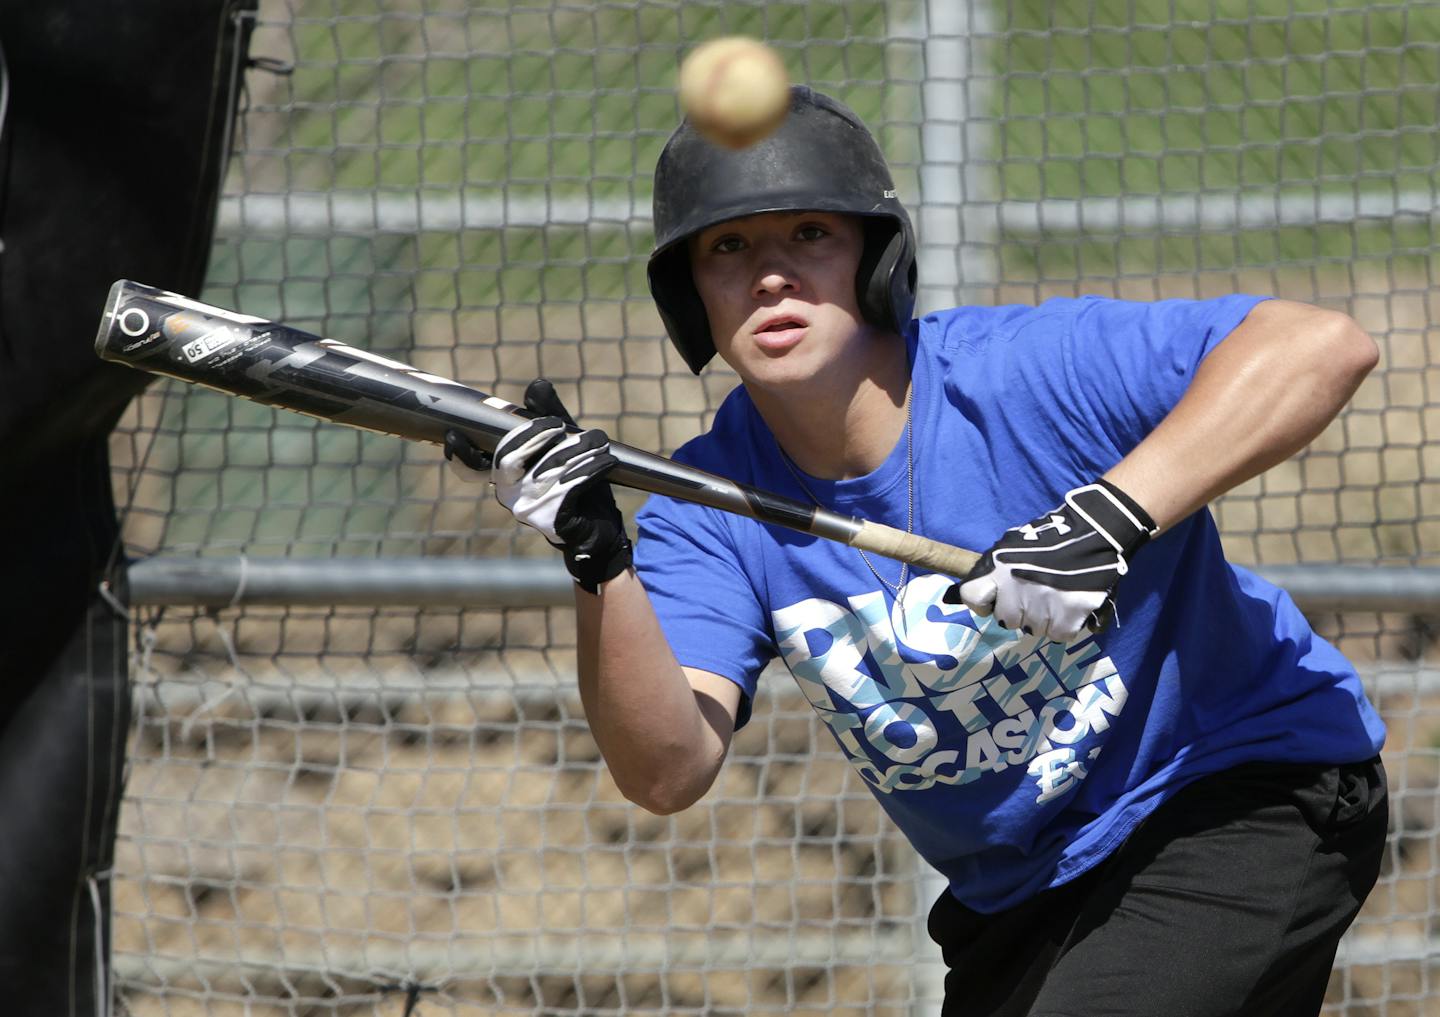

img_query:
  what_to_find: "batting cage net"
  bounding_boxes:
[108,1,1438,1014]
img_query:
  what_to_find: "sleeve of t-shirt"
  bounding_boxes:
[632,494,771,729]
[1057,293,1270,459]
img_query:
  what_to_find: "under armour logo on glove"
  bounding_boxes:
[1018,515,1071,541]
[944,479,1157,643]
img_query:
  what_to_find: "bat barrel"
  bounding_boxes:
[96,281,850,529]
[97,280,511,444]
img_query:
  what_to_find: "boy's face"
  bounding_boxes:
[688,211,872,389]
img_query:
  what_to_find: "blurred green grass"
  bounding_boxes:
[994,0,1440,201]
[990,0,1440,275]
[257,0,1439,284]
[279,0,913,196]
[271,1,1440,201]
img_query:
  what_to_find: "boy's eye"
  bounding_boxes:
[796,224,829,241]
[711,236,746,254]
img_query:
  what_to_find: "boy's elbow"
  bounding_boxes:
[628,793,693,817]
[1318,310,1379,384]
[618,777,705,816]
[610,749,722,815]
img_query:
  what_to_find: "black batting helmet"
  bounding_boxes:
[647,86,917,374]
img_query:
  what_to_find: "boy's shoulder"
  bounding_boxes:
[918,296,1110,350]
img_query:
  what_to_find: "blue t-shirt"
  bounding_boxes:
[633,295,1386,913]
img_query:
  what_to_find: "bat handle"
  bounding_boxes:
[849,521,982,579]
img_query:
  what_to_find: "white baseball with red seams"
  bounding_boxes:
[677,36,790,150]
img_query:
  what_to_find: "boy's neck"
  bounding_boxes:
[748,344,911,482]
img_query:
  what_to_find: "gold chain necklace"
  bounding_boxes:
[777,388,915,599]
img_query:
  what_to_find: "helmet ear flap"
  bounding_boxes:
[647,247,716,374]
[857,219,917,334]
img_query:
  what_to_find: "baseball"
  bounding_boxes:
[678,36,791,150]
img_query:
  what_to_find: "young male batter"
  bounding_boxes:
[448,87,1388,1015]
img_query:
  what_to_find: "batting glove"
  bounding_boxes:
[444,379,632,595]
[944,479,1157,642]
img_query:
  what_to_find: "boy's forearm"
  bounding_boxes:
[1105,300,1378,532]
[575,568,732,813]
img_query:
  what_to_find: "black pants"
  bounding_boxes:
[928,757,1388,1017]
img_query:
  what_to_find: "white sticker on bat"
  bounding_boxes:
[182,326,243,363]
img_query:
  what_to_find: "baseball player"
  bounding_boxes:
[447,87,1388,1015]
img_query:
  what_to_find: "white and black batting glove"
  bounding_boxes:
[444,379,632,594]
[944,479,1157,642]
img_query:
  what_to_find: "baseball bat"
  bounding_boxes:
[96,280,980,577]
